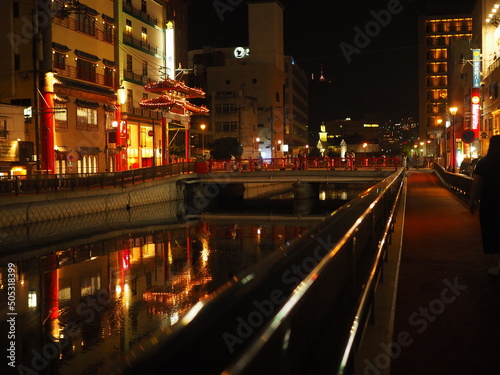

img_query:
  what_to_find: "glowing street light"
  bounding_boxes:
[200,124,206,155]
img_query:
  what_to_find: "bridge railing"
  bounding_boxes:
[0,162,194,196]
[107,167,406,375]
[433,162,473,199]
[207,156,400,172]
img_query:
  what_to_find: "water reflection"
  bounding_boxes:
[0,220,310,374]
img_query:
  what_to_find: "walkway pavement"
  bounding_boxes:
[355,169,500,375]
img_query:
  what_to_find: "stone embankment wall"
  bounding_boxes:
[0,176,185,229]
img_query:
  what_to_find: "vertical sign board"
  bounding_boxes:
[165,21,175,80]
[472,49,481,139]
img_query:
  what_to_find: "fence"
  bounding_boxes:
[207,156,400,172]
[0,162,194,196]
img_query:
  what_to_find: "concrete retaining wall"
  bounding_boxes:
[0,176,185,229]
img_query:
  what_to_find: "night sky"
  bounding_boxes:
[188,0,477,127]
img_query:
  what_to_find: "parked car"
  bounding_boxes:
[459,157,481,177]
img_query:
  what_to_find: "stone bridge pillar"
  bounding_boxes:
[293,181,319,215]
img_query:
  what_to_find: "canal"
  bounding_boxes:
[0,183,370,374]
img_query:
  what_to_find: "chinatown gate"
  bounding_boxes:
[139,78,209,164]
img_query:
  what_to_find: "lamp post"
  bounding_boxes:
[200,124,206,157]
[449,107,458,172]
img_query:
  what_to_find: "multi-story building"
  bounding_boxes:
[418,11,473,167]
[477,0,500,153]
[188,1,308,159]
[0,0,193,175]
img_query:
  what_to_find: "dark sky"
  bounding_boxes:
[188,0,477,126]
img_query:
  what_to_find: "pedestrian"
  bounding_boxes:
[469,135,500,276]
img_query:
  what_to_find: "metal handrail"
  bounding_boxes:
[104,168,405,375]
[433,163,472,199]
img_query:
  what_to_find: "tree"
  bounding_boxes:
[210,137,242,159]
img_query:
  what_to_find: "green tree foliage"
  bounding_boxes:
[210,137,242,159]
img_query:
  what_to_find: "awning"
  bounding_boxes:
[102,58,115,68]
[75,49,100,62]
[76,99,100,108]
[52,42,71,53]
[77,147,102,155]
[103,103,117,112]
[81,4,99,16]
[54,94,71,104]
[55,146,71,153]
[102,14,115,24]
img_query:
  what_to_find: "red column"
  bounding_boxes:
[185,121,190,161]
[115,106,122,172]
[41,75,55,173]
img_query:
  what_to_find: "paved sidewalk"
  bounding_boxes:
[390,171,500,375]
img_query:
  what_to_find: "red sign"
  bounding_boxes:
[471,88,480,138]
[148,130,154,137]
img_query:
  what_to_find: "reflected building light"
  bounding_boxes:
[319,191,326,201]
[201,246,209,266]
[170,312,179,325]
[28,290,37,308]
[340,191,348,200]
[115,284,122,294]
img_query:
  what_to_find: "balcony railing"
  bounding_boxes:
[122,1,160,27]
[53,65,115,88]
[123,33,161,55]
[53,16,113,44]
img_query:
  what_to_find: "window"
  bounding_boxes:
[215,121,238,132]
[105,111,116,130]
[77,59,96,83]
[55,155,67,174]
[142,60,148,76]
[55,103,68,129]
[104,22,114,43]
[126,54,133,71]
[141,0,147,13]
[127,89,133,112]
[104,66,114,87]
[76,13,96,36]
[125,19,132,35]
[78,155,99,174]
[141,27,148,43]
[76,107,98,131]
[0,119,7,138]
[215,103,238,113]
[54,51,66,70]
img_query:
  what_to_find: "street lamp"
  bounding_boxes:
[200,124,206,156]
[449,107,458,172]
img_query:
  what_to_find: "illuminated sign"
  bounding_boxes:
[471,87,480,139]
[472,49,481,88]
[165,21,175,79]
[234,47,249,59]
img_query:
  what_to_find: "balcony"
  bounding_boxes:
[123,33,161,56]
[122,1,159,27]
[53,65,115,88]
